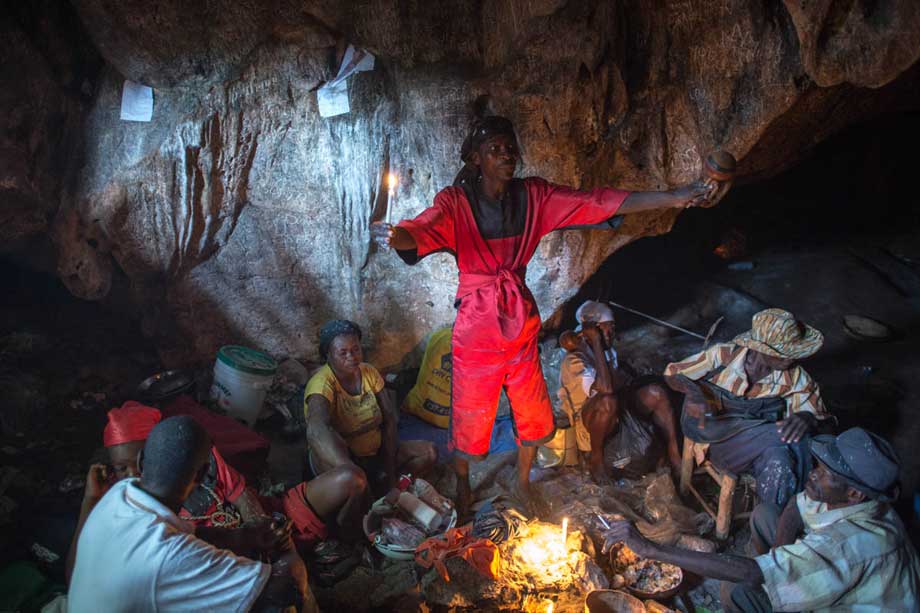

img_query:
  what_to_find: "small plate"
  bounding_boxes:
[843,315,894,342]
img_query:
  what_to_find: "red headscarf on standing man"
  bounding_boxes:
[103,401,162,447]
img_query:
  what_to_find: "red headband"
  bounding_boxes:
[103,401,162,447]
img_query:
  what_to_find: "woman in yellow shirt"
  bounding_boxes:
[304,320,437,531]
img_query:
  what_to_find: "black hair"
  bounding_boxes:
[141,416,210,495]
[453,115,518,187]
[319,319,362,360]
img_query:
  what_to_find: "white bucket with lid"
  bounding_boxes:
[210,345,278,426]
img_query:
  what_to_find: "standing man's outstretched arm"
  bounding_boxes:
[617,183,712,214]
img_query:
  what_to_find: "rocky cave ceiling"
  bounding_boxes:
[2,0,919,367]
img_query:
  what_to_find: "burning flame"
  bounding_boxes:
[386,172,398,191]
[513,520,577,584]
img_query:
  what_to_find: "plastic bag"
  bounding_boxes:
[603,407,657,477]
[402,327,452,428]
[382,517,426,549]
[415,525,499,582]
[413,478,454,517]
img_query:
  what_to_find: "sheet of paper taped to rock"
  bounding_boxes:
[317,45,375,118]
[120,80,153,122]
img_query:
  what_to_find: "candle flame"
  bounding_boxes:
[546,602,554,613]
[386,172,398,190]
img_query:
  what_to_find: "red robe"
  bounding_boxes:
[399,177,628,458]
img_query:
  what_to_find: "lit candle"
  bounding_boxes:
[546,601,554,613]
[561,517,568,550]
[385,172,398,225]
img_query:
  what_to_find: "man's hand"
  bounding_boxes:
[677,380,710,421]
[683,397,709,429]
[670,182,712,209]
[83,464,110,503]
[239,516,293,556]
[580,321,603,346]
[777,412,817,443]
[371,222,394,249]
[601,520,653,558]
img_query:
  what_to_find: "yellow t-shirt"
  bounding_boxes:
[304,363,385,457]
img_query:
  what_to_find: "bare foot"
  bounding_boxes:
[510,479,539,518]
[590,464,614,487]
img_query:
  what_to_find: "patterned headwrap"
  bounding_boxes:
[453,116,519,187]
[319,319,363,360]
[103,401,162,447]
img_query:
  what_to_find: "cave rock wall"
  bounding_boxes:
[3,0,919,366]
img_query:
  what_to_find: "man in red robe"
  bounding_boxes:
[372,116,709,515]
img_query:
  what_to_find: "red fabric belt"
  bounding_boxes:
[456,268,529,341]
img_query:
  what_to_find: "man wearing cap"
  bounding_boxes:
[558,300,682,482]
[601,428,920,612]
[664,308,829,508]
[372,115,710,515]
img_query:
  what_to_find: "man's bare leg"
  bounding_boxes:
[635,383,682,474]
[514,444,538,514]
[453,455,472,520]
[582,392,619,483]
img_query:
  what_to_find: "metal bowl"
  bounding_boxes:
[137,370,196,401]
[626,570,683,601]
[609,543,684,601]
[363,496,458,560]
[585,589,646,613]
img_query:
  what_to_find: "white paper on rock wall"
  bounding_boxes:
[317,79,350,117]
[317,45,375,118]
[120,80,154,122]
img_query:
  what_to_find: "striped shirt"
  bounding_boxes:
[663,343,826,419]
[756,492,920,611]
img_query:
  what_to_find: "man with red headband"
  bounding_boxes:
[67,401,356,581]
[372,115,710,514]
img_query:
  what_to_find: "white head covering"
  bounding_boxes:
[574,300,614,332]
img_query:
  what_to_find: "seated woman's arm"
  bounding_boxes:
[306,394,354,469]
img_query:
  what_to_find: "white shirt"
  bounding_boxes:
[68,479,269,612]
[558,345,618,452]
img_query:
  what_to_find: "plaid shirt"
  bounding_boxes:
[663,343,827,419]
[756,492,920,611]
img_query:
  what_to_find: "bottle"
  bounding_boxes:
[413,478,454,516]
[396,491,442,532]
